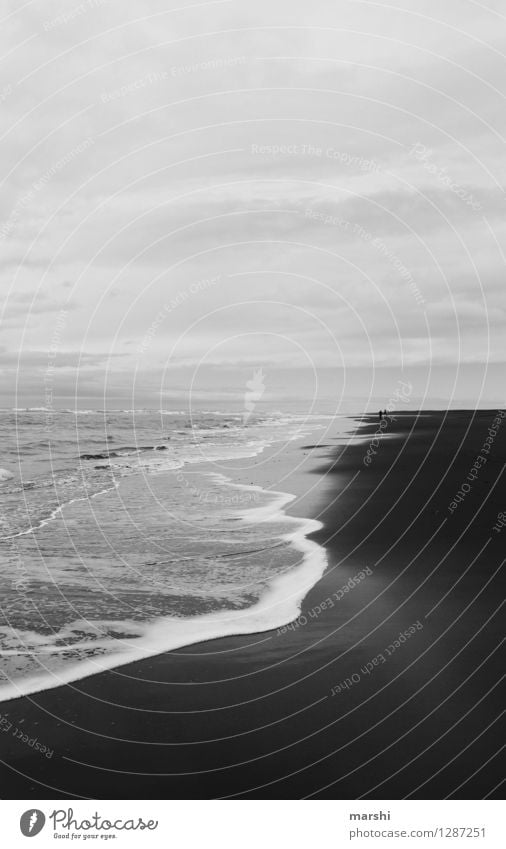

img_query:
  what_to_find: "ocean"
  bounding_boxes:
[0,409,331,701]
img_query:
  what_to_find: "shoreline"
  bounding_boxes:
[0,422,337,705]
[1,411,503,799]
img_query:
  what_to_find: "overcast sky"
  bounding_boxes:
[1,0,504,411]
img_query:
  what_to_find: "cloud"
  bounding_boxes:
[0,349,125,368]
[0,0,504,406]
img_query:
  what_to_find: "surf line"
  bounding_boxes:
[0,474,328,704]
[0,482,120,541]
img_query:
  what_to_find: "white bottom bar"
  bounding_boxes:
[1,800,502,848]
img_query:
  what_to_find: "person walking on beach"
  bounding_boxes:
[379,409,383,421]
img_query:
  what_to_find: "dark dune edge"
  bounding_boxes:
[0,411,504,800]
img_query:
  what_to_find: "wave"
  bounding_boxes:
[79,446,161,460]
[0,482,120,541]
[0,481,328,704]
[1,437,271,539]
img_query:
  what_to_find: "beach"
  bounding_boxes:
[0,411,503,799]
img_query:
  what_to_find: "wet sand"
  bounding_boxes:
[0,411,503,799]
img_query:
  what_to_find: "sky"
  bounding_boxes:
[1,0,505,412]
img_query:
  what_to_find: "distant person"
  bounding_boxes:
[379,410,383,421]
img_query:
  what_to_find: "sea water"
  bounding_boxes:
[0,409,331,701]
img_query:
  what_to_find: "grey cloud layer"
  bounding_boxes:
[1,0,504,407]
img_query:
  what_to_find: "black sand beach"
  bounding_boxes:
[0,411,504,799]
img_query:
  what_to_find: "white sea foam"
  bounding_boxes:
[0,430,270,540]
[0,413,347,703]
[0,479,327,704]
[0,483,120,540]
